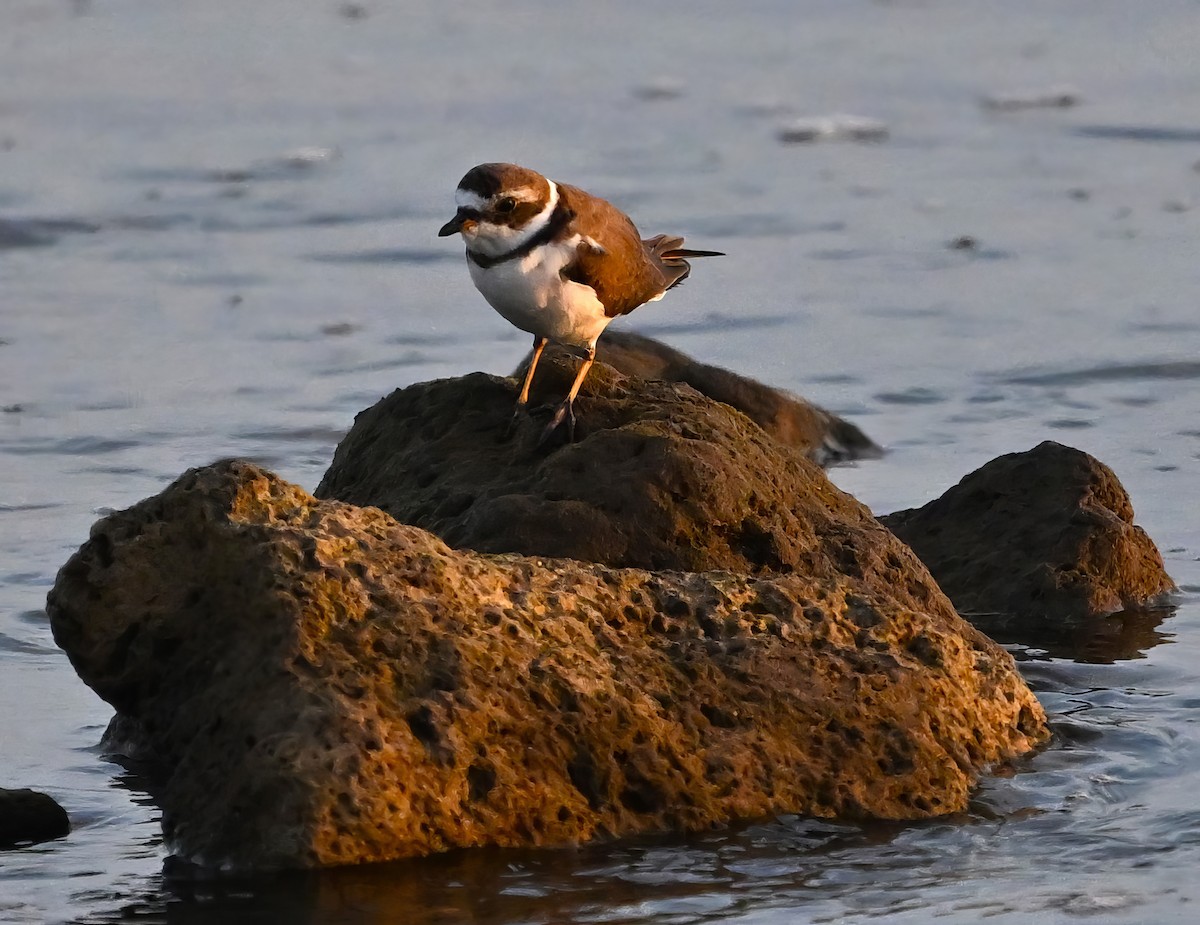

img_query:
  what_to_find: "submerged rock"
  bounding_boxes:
[881,441,1175,621]
[48,460,1046,869]
[0,788,70,848]
[515,330,882,466]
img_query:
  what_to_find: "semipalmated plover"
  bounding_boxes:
[438,162,722,442]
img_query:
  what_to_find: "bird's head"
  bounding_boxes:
[439,162,559,258]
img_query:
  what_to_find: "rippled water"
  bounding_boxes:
[3,1,1199,922]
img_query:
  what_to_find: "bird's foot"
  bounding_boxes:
[538,400,576,446]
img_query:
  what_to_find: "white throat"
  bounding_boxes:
[465,180,561,259]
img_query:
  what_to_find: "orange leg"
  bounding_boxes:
[516,336,547,409]
[507,337,547,437]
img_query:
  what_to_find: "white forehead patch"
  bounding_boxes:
[455,189,490,211]
[455,184,544,211]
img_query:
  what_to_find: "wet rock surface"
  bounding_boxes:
[0,787,70,848]
[881,441,1176,621]
[515,331,882,466]
[48,460,1046,869]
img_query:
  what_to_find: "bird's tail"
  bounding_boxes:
[645,234,725,261]
[662,246,726,259]
[644,234,724,290]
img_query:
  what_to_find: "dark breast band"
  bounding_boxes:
[466,200,574,270]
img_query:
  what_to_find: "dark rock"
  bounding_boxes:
[0,788,70,848]
[316,357,909,597]
[881,441,1175,621]
[515,330,881,466]
[48,460,1047,869]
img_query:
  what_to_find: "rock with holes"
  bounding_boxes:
[48,460,1046,869]
[880,441,1175,621]
[316,354,905,600]
[513,330,882,466]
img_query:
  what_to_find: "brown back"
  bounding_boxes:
[556,183,680,317]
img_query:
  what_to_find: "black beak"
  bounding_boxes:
[438,210,468,237]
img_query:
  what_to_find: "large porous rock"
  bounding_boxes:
[48,460,1047,869]
[316,356,922,613]
[515,330,882,466]
[881,441,1175,621]
[0,787,70,848]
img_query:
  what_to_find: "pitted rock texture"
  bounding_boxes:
[514,330,882,466]
[881,441,1175,620]
[316,358,923,610]
[48,461,1047,869]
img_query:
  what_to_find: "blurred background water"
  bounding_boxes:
[2,1,1199,922]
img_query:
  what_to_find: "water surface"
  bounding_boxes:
[3,1,1199,922]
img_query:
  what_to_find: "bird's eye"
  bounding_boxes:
[496,197,517,213]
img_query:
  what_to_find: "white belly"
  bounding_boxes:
[467,236,611,348]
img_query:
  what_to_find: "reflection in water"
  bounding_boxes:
[101,821,903,925]
[969,605,1175,664]
[97,780,1175,925]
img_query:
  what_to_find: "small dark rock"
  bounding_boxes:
[0,788,70,848]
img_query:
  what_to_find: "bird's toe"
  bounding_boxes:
[538,400,576,446]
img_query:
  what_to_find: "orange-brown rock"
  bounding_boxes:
[48,460,1046,869]
[515,330,882,465]
[881,441,1175,621]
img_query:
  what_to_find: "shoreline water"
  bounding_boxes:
[4,1,1200,922]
